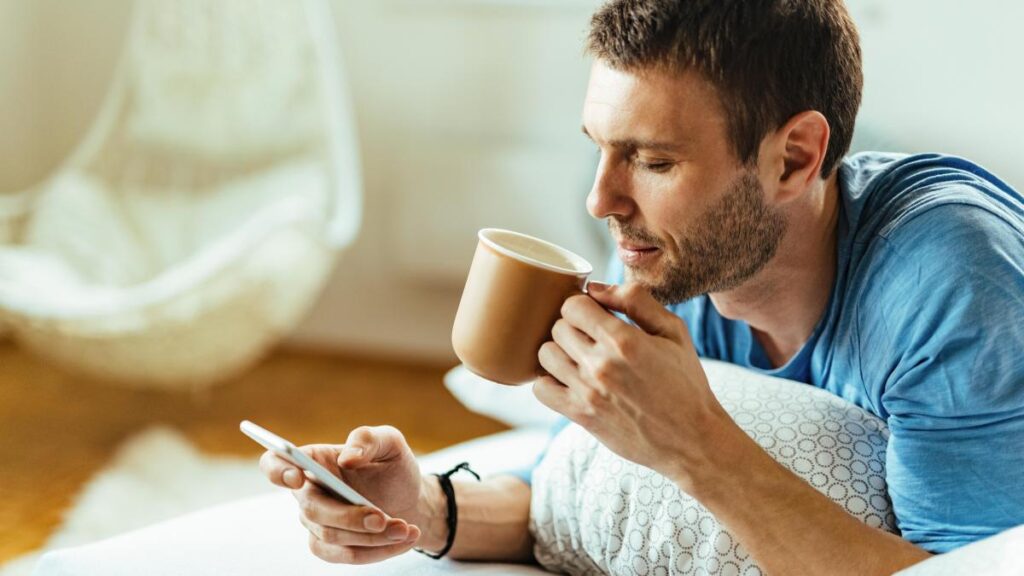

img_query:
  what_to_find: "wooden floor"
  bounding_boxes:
[0,341,508,564]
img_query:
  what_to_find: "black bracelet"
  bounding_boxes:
[415,462,480,560]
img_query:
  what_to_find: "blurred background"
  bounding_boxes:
[0,0,1021,571]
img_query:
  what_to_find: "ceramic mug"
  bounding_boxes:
[452,228,592,385]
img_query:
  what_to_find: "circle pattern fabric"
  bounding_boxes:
[529,360,897,575]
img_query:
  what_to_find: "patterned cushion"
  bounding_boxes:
[529,360,897,575]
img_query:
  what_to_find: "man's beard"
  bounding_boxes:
[611,169,788,305]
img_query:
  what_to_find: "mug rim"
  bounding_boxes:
[478,228,593,277]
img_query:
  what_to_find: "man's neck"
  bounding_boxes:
[708,174,841,368]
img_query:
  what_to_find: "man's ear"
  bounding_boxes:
[760,110,830,204]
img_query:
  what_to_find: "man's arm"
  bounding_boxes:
[533,283,931,576]
[677,413,930,575]
[416,474,534,562]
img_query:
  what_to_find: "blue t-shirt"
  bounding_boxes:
[510,152,1024,554]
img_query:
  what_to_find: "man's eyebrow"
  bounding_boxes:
[581,125,684,153]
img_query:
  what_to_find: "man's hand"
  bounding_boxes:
[533,281,730,489]
[260,425,432,564]
[260,425,536,565]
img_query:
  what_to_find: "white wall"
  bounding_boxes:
[297,0,607,362]
[849,0,1024,189]
[0,0,131,192]
[1,0,1021,362]
[0,1,37,192]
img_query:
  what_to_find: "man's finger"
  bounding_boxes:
[299,513,420,547]
[260,450,304,489]
[309,534,420,565]
[551,318,595,364]
[560,292,630,345]
[538,340,585,391]
[532,374,572,415]
[294,482,392,533]
[338,425,406,469]
[586,281,678,339]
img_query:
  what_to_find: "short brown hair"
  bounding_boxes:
[588,0,862,177]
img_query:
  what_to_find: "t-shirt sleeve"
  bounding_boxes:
[863,203,1024,553]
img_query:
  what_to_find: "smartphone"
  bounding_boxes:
[240,420,380,510]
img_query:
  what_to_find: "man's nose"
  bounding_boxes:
[586,156,632,220]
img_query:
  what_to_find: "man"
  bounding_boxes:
[261,0,1024,573]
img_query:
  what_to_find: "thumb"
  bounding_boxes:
[587,281,678,339]
[337,425,406,469]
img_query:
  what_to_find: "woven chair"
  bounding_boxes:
[0,0,362,389]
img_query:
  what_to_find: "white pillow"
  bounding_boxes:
[444,364,563,429]
[529,360,896,575]
[893,524,1024,576]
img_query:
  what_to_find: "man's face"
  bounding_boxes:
[582,61,787,305]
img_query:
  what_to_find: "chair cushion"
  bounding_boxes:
[20,160,326,288]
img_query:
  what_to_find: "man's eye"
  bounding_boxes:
[637,159,673,173]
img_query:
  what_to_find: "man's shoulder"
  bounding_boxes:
[850,200,1024,317]
[858,194,1024,289]
[840,151,1024,240]
[841,151,1015,193]
[838,159,1024,434]
[841,151,1024,276]
[840,155,1024,364]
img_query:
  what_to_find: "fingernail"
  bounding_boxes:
[363,514,385,532]
[386,524,408,541]
[283,469,299,486]
[587,281,609,293]
[341,446,364,460]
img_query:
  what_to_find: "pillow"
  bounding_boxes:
[893,524,1024,576]
[444,364,563,429]
[529,360,896,575]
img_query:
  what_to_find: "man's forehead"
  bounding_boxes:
[581,125,684,154]
[582,60,725,148]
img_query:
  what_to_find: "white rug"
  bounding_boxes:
[0,427,274,576]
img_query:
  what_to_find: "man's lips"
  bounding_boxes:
[618,243,657,251]
[617,243,660,264]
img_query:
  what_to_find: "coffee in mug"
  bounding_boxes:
[452,228,592,385]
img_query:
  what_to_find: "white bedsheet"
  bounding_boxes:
[30,421,1024,575]
[33,429,552,576]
